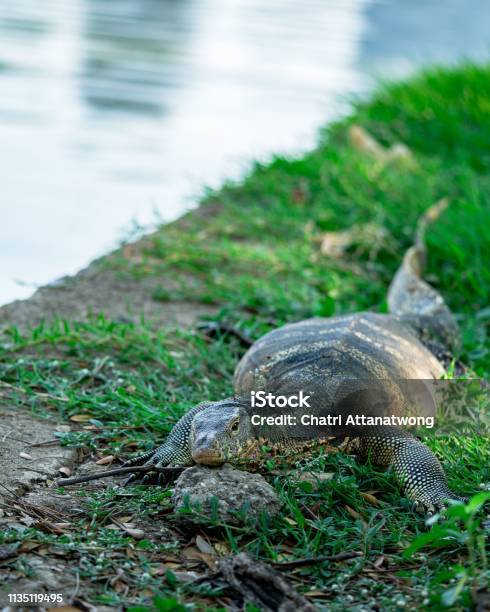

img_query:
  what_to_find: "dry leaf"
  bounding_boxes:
[320,231,353,257]
[124,441,140,449]
[305,590,330,598]
[348,125,385,160]
[150,564,169,576]
[348,124,416,169]
[69,414,93,422]
[19,540,41,552]
[183,546,204,561]
[126,546,136,559]
[173,571,200,583]
[160,555,181,563]
[96,455,114,465]
[386,142,415,165]
[280,544,296,554]
[296,471,334,486]
[320,223,389,260]
[345,505,362,520]
[123,527,145,540]
[164,562,183,570]
[360,492,381,507]
[373,555,385,568]
[183,546,216,570]
[196,535,216,556]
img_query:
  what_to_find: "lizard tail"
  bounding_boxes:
[387,198,460,350]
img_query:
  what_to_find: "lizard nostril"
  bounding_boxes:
[191,435,225,466]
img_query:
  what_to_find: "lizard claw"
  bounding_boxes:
[120,448,160,487]
[121,447,178,487]
[413,493,467,517]
[124,463,172,487]
[122,472,139,487]
[122,462,162,487]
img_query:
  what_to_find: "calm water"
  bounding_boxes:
[0,0,488,305]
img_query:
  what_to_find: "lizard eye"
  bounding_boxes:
[230,419,240,434]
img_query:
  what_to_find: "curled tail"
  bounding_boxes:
[388,198,460,350]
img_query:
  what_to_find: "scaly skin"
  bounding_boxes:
[122,203,467,514]
[357,429,466,513]
[122,403,209,486]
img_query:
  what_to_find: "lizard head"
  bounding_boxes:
[190,398,252,466]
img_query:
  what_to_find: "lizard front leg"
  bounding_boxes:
[358,428,466,515]
[122,402,213,486]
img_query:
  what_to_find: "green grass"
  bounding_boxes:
[1,63,489,610]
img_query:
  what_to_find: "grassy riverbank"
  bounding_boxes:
[1,63,489,609]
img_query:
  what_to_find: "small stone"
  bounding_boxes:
[172,464,281,524]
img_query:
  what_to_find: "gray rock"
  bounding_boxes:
[172,464,281,524]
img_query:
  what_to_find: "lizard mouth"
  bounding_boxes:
[192,449,226,466]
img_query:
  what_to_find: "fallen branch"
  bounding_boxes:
[57,465,185,486]
[218,552,317,611]
[197,321,253,348]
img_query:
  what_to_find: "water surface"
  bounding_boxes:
[0,0,488,305]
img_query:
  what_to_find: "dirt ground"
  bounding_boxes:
[0,255,216,332]
[0,232,220,609]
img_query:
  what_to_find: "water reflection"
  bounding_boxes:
[0,0,488,305]
[0,0,368,305]
[82,0,194,115]
[359,0,489,77]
